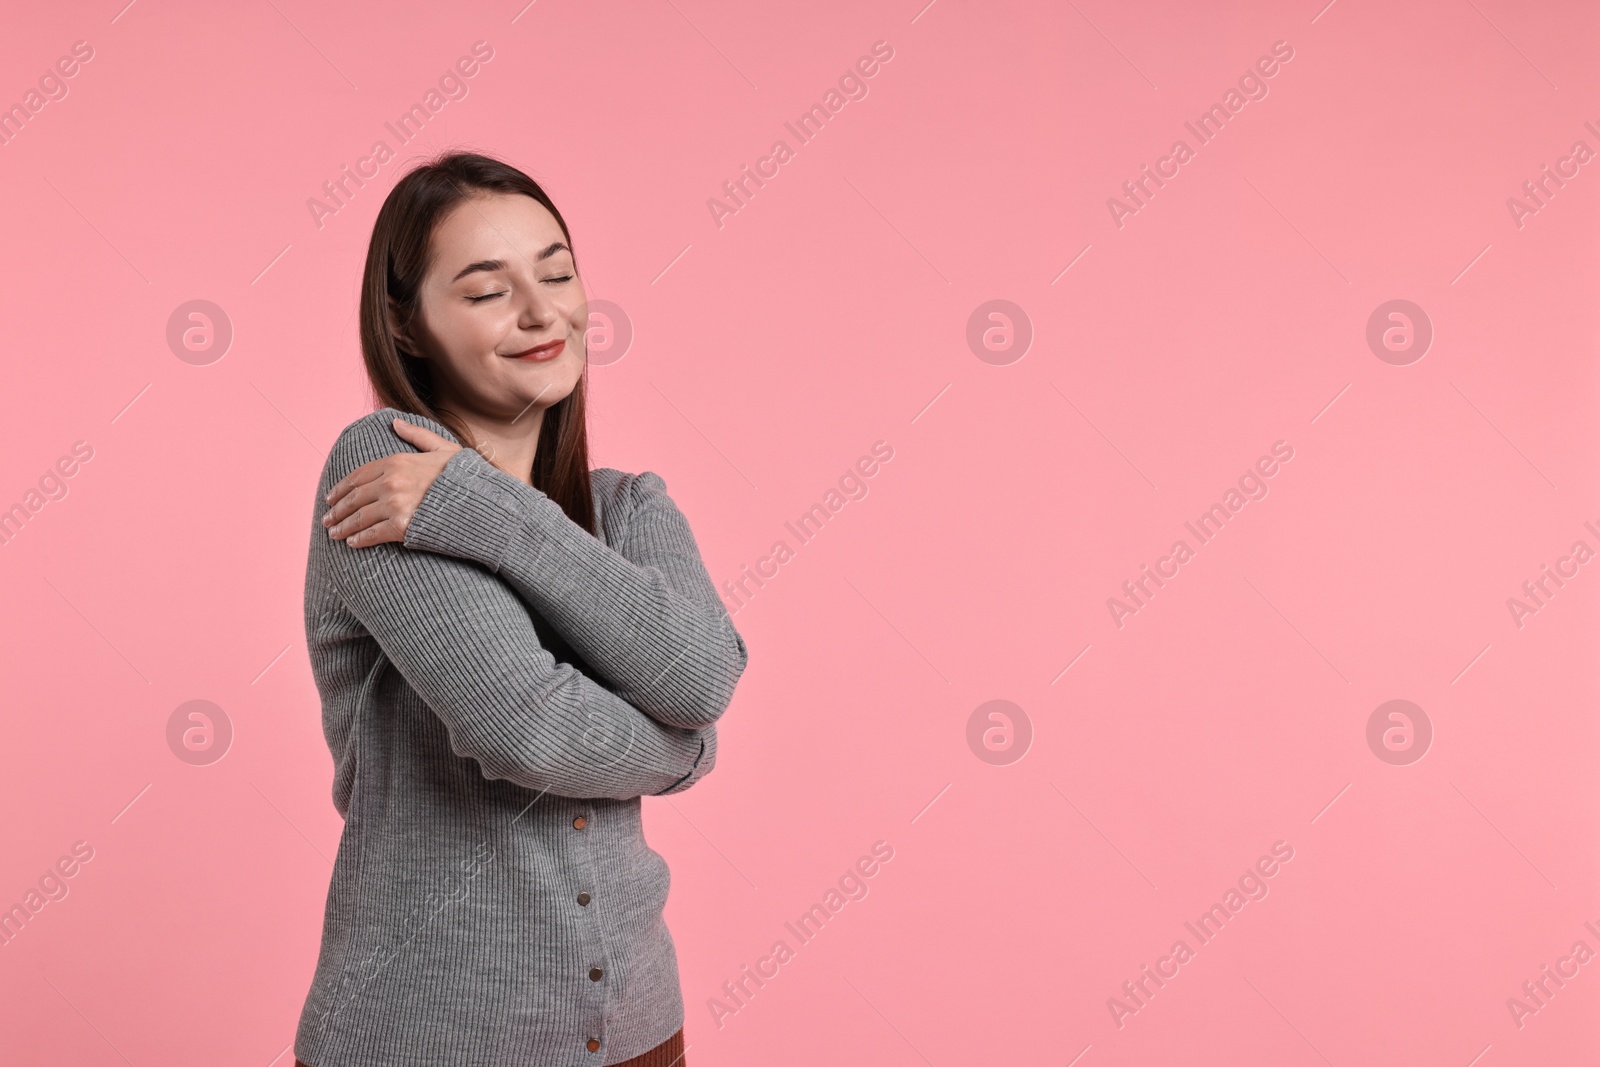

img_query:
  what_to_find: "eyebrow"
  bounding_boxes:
[449,242,571,283]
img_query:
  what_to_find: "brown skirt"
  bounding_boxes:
[294,1026,685,1067]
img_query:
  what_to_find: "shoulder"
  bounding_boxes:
[590,468,671,508]
[589,468,682,536]
[322,408,458,484]
[588,467,637,530]
[589,466,632,500]
[331,406,459,454]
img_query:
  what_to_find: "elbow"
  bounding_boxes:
[655,729,717,795]
[672,698,730,730]
[446,721,562,793]
[437,693,596,797]
[649,687,727,730]
[670,627,748,728]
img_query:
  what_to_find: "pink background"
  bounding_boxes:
[2,0,1596,1063]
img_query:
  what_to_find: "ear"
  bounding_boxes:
[387,297,421,357]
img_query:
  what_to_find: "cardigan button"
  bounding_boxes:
[573,816,587,830]
[586,1038,601,1052]
[577,892,591,906]
[589,967,604,981]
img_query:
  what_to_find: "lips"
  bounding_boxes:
[503,338,564,361]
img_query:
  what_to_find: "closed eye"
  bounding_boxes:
[466,275,572,302]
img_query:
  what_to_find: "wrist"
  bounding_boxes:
[402,447,523,566]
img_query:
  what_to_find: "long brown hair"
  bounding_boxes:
[359,150,596,536]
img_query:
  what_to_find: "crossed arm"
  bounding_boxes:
[317,413,742,799]
[395,419,750,731]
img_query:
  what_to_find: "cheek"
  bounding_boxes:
[426,301,501,358]
[566,294,590,336]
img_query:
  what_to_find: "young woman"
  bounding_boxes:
[292,151,748,1067]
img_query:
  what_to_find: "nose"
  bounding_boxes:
[516,283,558,332]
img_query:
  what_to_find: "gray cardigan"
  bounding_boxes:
[293,407,749,1067]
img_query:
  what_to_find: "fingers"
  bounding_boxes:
[322,477,380,528]
[324,498,401,547]
[322,495,375,540]
[324,459,383,507]
[325,421,456,507]
[342,514,402,548]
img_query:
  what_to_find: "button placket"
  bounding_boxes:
[569,803,609,1054]
[573,805,592,908]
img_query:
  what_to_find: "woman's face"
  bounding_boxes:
[402,191,587,426]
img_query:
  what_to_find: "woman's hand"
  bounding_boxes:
[322,418,462,547]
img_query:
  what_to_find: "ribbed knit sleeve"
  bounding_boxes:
[317,412,712,800]
[401,441,749,731]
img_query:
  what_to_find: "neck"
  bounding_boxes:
[443,402,546,487]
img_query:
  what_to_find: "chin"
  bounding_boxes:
[527,374,577,406]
